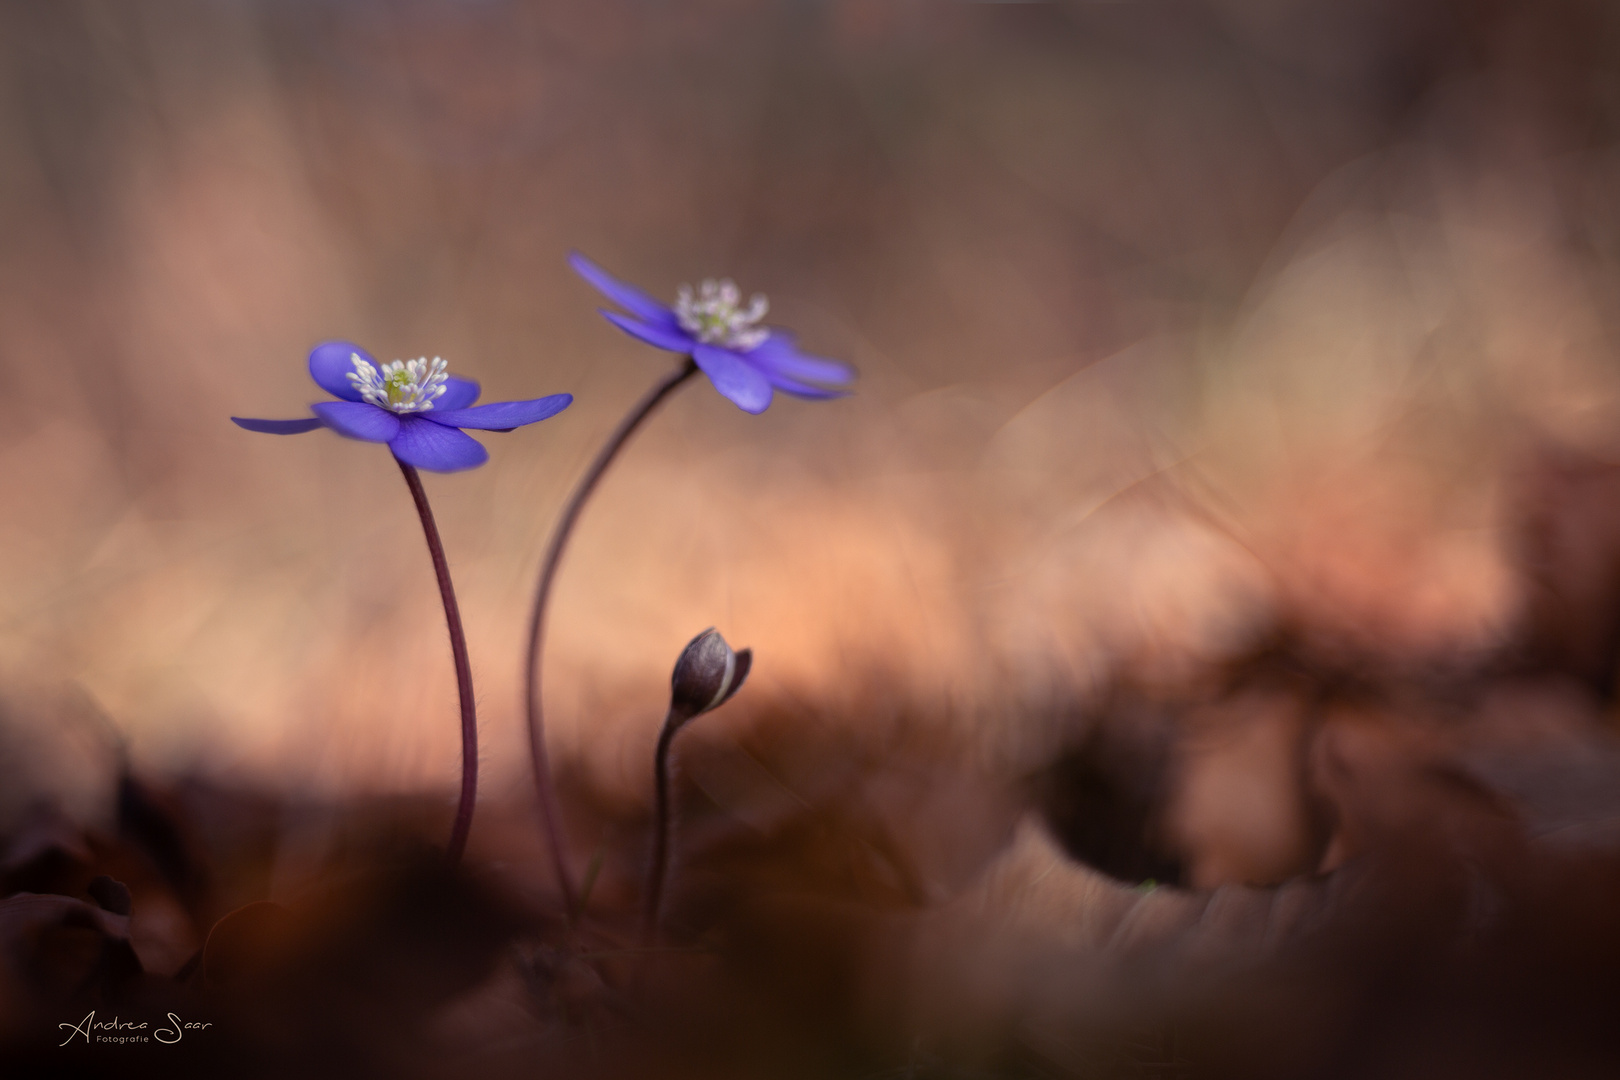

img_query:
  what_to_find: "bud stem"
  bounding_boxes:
[397,460,478,865]
[524,357,700,917]
[642,708,684,946]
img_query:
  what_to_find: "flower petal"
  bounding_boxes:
[308,341,374,402]
[693,345,773,414]
[428,394,573,431]
[312,401,401,443]
[601,310,694,353]
[388,415,489,472]
[569,252,678,325]
[231,416,324,434]
[765,375,849,401]
[750,333,856,387]
[438,375,481,411]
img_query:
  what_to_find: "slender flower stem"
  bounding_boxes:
[642,710,682,946]
[398,460,478,865]
[524,357,699,916]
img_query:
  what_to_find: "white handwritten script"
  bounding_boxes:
[58,1010,212,1046]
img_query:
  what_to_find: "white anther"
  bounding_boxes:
[675,278,771,351]
[346,354,449,413]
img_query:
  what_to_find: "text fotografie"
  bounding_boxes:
[58,1010,212,1046]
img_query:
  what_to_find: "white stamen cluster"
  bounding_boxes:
[347,354,449,414]
[674,279,770,351]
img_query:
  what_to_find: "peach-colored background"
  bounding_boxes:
[0,0,1615,823]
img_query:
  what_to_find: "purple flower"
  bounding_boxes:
[569,252,856,414]
[232,342,572,472]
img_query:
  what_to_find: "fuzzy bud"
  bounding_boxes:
[668,628,751,724]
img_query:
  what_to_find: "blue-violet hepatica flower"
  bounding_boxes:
[570,252,855,414]
[232,342,573,472]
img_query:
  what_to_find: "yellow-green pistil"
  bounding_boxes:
[348,354,450,413]
[674,279,770,350]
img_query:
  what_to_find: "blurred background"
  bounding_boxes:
[1,0,1618,839]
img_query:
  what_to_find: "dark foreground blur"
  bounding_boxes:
[6,0,1620,1076]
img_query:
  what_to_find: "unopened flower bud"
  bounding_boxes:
[669,628,751,724]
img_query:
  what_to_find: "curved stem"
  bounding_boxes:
[642,710,681,946]
[524,357,700,915]
[398,460,478,865]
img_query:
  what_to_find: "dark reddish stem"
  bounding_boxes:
[641,710,682,946]
[398,460,478,865]
[524,357,699,917]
